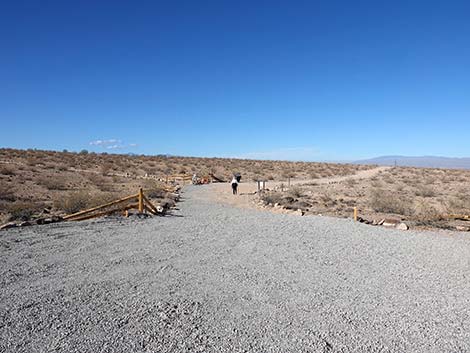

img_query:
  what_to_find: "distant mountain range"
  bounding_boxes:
[356,156,470,170]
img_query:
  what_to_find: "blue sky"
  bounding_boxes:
[1,1,469,161]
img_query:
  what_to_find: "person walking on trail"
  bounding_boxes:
[231,176,239,195]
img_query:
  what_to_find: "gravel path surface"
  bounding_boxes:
[1,185,470,352]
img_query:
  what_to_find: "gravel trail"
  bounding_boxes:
[1,185,470,352]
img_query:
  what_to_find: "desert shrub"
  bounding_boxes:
[288,186,303,198]
[36,176,68,190]
[0,185,16,201]
[309,172,319,179]
[414,186,436,198]
[146,189,167,199]
[261,192,283,205]
[56,164,68,171]
[394,184,405,192]
[319,192,336,206]
[54,191,90,214]
[382,175,395,184]
[97,183,115,192]
[87,174,107,186]
[369,188,413,216]
[100,162,113,176]
[0,165,17,176]
[445,196,470,215]
[54,191,119,214]
[284,200,311,210]
[345,178,357,186]
[412,201,439,218]
[7,201,43,221]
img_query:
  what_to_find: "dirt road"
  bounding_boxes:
[1,182,469,352]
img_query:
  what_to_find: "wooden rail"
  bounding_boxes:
[64,188,164,222]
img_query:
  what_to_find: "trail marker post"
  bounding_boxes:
[138,188,144,213]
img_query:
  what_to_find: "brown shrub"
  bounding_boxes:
[54,191,119,214]
[54,191,90,214]
[369,188,413,216]
[414,186,436,198]
[146,189,167,199]
[36,176,68,190]
[0,185,16,201]
[7,201,43,221]
[261,192,283,205]
[288,186,303,198]
[0,165,16,176]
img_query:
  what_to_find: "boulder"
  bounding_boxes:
[294,209,304,216]
[396,223,409,231]
[19,221,32,227]
[382,219,400,227]
[455,225,470,232]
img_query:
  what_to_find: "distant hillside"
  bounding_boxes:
[356,156,470,170]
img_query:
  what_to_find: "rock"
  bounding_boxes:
[372,219,379,225]
[295,209,304,216]
[51,216,63,223]
[0,222,17,230]
[382,219,400,227]
[274,203,280,208]
[378,219,385,225]
[19,221,32,227]
[35,217,62,225]
[455,225,470,232]
[396,223,409,231]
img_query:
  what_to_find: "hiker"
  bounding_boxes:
[231,176,238,195]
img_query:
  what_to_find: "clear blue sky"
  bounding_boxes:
[1,1,469,161]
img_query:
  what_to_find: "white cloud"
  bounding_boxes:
[89,139,121,146]
[237,147,321,161]
[89,139,138,150]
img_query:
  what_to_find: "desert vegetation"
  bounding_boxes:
[0,148,373,224]
[260,166,470,231]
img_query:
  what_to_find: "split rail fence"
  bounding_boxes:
[63,188,163,222]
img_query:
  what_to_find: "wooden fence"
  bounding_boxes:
[63,188,163,222]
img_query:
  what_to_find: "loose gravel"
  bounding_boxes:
[1,185,470,352]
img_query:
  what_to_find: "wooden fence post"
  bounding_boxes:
[138,188,144,213]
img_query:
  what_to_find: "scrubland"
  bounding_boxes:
[261,166,470,231]
[0,148,372,224]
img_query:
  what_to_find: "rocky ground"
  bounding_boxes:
[1,185,470,352]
